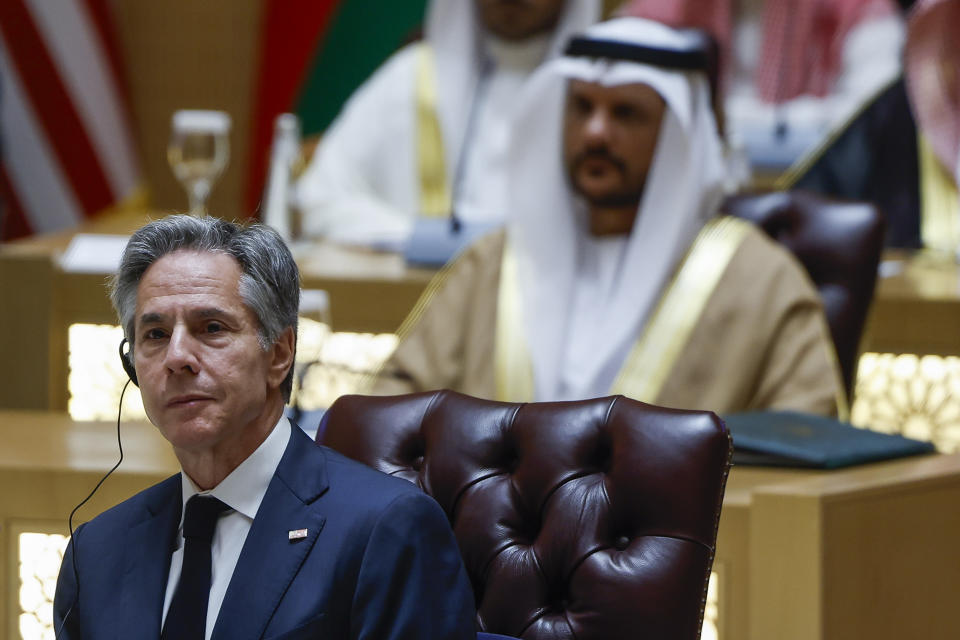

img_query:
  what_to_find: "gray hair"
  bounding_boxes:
[109,214,300,401]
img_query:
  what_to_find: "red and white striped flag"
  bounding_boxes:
[0,0,141,240]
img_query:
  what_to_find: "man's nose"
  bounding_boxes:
[164,326,200,375]
[583,108,611,143]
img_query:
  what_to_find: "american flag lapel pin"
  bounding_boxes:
[288,528,308,540]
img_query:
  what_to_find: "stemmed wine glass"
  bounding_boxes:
[167,110,231,216]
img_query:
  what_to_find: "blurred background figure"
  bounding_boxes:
[786,0,959,250]
[620,0,905,179]
[905,0,959,187]
[295,0,600,247]
[903,0,960,251]
[907,0,960,183]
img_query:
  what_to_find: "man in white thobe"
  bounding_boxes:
[373,18,844,417]
[296,0,600,246]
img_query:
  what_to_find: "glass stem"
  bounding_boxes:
[188,180,211,216]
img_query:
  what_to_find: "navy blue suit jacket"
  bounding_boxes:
[53,425,476,639]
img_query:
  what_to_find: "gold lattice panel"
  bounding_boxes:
[68,324,145,421]
[68,320,397,422]
[290,323,397,411]
[10,522,69,640]
[851,353,960,453]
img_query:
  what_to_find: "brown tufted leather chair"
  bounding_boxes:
[724,190,884,398]
[319,390,732,639]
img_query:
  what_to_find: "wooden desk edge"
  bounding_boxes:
[746,453,960,500]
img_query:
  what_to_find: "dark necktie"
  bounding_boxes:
[162,495,231,640]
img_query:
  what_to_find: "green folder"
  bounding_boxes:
[723,411,936,469]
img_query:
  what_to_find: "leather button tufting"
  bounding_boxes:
[321,388,733,639]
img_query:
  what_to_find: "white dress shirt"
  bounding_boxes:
[161,417,291,640]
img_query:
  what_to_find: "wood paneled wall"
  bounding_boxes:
[112,1,264,219]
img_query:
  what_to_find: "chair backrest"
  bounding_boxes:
[724,190,885,397]
[321,390,732,640]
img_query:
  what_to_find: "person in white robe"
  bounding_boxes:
[373,17,843,416]
[295,0,601,247]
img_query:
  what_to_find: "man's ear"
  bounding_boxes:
[267,326,296,389]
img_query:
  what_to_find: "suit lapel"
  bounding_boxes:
[119,475,182,640]
[212,427,329,640]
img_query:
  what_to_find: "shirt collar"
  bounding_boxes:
[179,417,292,522]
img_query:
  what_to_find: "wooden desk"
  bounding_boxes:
[863,252,960,356]
[0,411,178,639]
[0,211,434,332]
[3,412,958,639]
[716,454,960,639]
[0,212,434,410]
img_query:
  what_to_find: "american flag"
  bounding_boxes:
[0,0,141,240]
